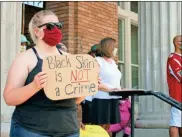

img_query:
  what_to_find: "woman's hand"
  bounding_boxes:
[76,96,85,104]
[80,122,86,130]
[32,72,47,91]
[98,83,112,92]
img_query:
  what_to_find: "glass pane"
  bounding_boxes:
[118,19,124,62]
[118,63,125,88]
[131,2,138,13]
[117,1,124,9]
[131,25,138,65]
[120,2,125,9]
[132,66,138,89]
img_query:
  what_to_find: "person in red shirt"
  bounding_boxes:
[167,35,182,137]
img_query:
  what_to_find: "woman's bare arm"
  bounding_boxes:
[3,52,47,106]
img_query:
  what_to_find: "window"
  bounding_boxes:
[118,2,139,91]
[131,2,138,13]
[117,1,125,9]
[131,25,138,89]
[118,19,125,87]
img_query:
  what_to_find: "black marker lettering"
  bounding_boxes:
[89,83,96,92]
[55,71,62,82]
[55,56,61,68]
[66,56,71,67]
[76,56,82,69]
[46,56,55,69]
[55,87,60,96]
[65,84,73,95]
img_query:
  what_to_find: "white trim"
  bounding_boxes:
[169,65,180,82]
[173,59,182,67]
[131,64,139,67]
[118,6,138,23]
[174,52,182,57]
[118,60,124,64]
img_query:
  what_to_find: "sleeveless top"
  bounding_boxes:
[12,47,79,136]
[93,57,122,99]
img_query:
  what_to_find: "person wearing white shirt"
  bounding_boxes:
[91,37,122,131]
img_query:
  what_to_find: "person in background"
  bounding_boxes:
[91,37,122,131]
[87,44,98,58]
[167,35,182,137]
[20,34,30,52]
[57,42,68,52]
[108,96,131,137]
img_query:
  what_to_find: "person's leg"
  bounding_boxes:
[179,128,182,137]
[169,107,182,137]
[170,127,179,137]
[123,126,131,137]
[10,120,50,137]
[108,123,122,137]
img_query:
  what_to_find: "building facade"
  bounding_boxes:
[1,1,181,137]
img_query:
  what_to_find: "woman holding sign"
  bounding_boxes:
[91,37,122,131]
[4,10,84,137]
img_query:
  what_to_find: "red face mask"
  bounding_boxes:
[42,26,63,47]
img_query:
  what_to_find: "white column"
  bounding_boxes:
[137,2,181,128]
[1,2,22,122]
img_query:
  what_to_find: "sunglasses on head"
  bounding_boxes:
[38,22,63,30]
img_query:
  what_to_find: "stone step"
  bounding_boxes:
[116,128,169,137]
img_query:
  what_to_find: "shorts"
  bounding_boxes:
[170,107,182,127]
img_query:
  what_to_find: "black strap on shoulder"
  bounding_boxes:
[56,46,63,55]
[32,47,41,60]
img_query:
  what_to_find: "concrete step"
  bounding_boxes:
[116,128,169,137]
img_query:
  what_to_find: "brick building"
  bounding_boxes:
[23,2,118,54]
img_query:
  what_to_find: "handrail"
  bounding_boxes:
[110,89,182,137]
[110,89,182,110]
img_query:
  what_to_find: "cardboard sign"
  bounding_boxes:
[80,125,110,137]
[42,54,99,100]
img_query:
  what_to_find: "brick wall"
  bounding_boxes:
[77,2,118,53]
[46,1,118,123]
[46,1,118,54]
[46,2,78,54]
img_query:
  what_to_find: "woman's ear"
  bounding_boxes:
[34,28,44,39]
[34,28,40,38]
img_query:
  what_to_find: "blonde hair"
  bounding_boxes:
[29,10,57,44]
[97,37,116,58]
